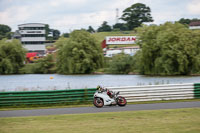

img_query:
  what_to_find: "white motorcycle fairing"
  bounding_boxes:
[94,91,116,106]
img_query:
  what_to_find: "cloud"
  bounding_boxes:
[187,0,200,15]
[152,12,183,24]
[0,0,199,33]
[52,10,116,32]
[49,0,88,7]
[0,6,31,24]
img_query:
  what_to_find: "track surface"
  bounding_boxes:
[0,101,200,117]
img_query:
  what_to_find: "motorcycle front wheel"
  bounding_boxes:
[93,97,104,108]
[117,96,127,107]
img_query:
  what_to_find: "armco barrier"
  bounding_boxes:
[107,83,200,102]
[194,83,200,98]
[0,83,200,107]
[0,88,96,106]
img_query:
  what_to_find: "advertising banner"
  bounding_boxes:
[106,36,136,44]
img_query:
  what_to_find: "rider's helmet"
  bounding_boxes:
[96,85,102,91]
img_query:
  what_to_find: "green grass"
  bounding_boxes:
[0,108,200,133]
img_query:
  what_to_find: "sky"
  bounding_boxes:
[0,0,200,33]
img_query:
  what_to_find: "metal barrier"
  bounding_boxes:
[108,83,200,102]
[0,88,96,106]
[0,83,199,107]
[194,83,200,99]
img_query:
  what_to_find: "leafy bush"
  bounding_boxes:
[56,30,103,74]
[20,54,55,74]
[108,53,133,74]
[0,39,26,74]
[135,22,200,75]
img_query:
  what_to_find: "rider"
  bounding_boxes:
[96,85,104,92]
[96,85,113,98]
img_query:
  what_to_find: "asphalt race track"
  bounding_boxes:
[0,101,200,117]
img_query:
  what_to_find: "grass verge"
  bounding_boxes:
[0,108,200,133]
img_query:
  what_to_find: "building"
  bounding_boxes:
[17,23,46,54]
[189,21,200,30]
[105,46,140,57]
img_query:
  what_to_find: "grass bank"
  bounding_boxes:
[0,108,200,133]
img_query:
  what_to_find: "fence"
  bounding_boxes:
[194,83,200,98]
[0,83,200,107]
[0,88,96,106]
[108,83,200,102]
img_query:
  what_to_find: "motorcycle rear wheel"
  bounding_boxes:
[117,96,127,107]
[93,97,104,108]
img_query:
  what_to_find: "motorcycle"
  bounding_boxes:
[93,87,127,108]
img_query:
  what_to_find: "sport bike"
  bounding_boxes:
[93,87,127,108]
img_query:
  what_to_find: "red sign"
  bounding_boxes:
[106,36,136,44]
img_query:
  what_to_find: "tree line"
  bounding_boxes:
[1,22,200,75]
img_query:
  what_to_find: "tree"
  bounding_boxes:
[178,18,200,25]
[52,29,60,40]
[135,22,200,75]
[56,30,103,74]
[121,3,153,30]
[87,26,95,33]
[45,24,51,39]
[178,18,191,25]
[54,36,68,48]
[0,39,26,74]
[32,54,55,74]
[97,21,112,32]
[62,33,70,38]
[112,23,128,31]
[108,53,133,74]
[45,24,60,40]
[0,24,12,40]
[20,54,55,74]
